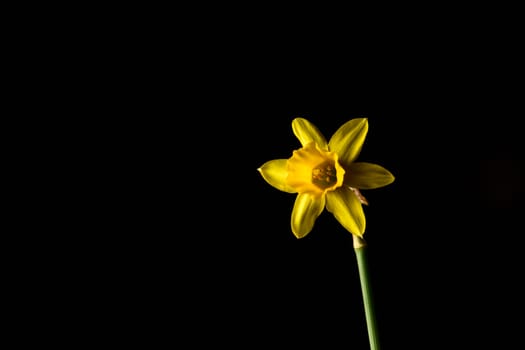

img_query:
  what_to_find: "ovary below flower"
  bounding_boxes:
[258,117,394,239]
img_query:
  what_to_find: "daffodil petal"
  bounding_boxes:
[344,162,395,189]
[291,193,325,238]
[292,118,328,150]
[258,159,297,193]
[326,187,366,237]
[328,118,368,166]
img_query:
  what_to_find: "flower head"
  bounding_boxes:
[258,118,394,238]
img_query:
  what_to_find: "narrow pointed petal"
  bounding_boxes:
[344,162,395,189]
[326,187,366,237]
[292,118,328,150]
[328,118,368,166]
[291,193,325,238]
[258,159,297,193]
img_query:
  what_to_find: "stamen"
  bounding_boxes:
[312,161,337,189]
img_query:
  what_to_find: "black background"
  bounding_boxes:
[14,6,524,349]
[70,16,524,348]
[118,81,524,348]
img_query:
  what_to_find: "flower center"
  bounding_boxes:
[312,161,337,189]
[286,141,345,196]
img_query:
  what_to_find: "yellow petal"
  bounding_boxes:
[344,162,395,189]
[328,118,368,167]
[292,118,328,150]
[258,159,297,193]
[326,187,366,237]
[291,193,325,238]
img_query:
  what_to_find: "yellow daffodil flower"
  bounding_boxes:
[258,118,394,238]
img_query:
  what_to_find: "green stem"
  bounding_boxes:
[353,235,380,350]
